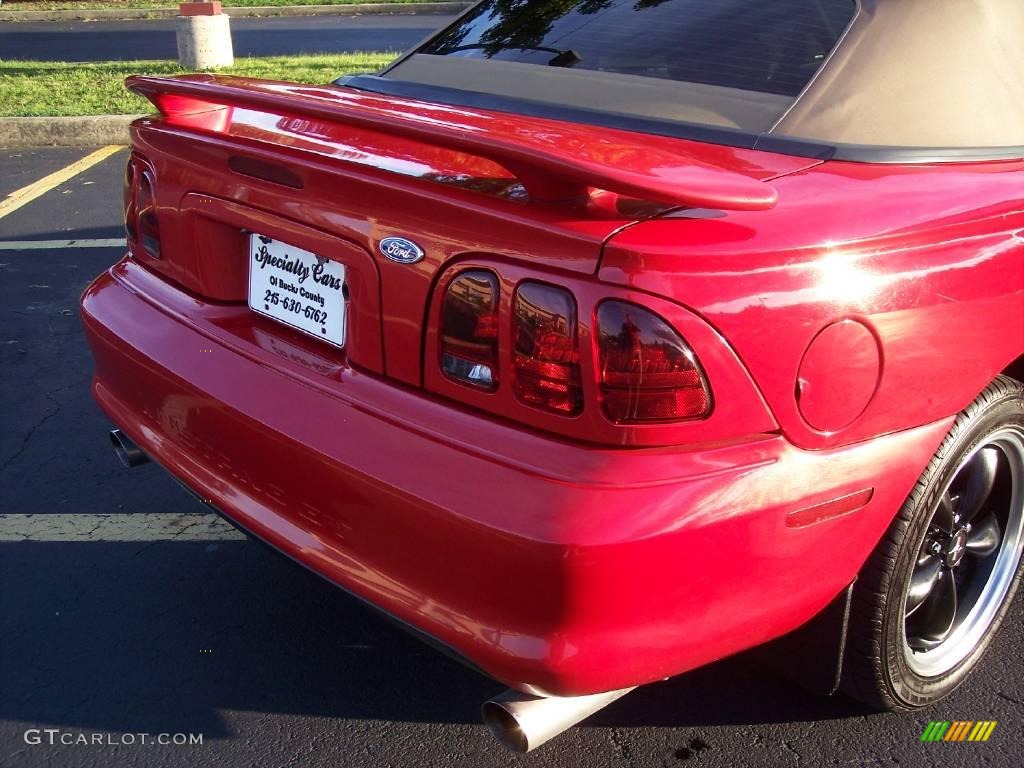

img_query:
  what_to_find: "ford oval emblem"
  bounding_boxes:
[379,236,425,264]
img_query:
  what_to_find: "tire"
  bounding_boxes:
[841,375,1024,711]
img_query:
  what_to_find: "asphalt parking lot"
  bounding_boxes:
[1,146,1021,768]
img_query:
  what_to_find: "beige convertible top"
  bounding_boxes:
[775,0,1024,149]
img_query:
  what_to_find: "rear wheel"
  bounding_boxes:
[842,375,1024,710]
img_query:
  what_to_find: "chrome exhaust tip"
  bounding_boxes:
[482,686,635,752]
[109,428,149,468]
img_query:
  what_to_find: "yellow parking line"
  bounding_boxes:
[0,145,124,221]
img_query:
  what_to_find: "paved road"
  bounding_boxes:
[0,14,454,61]
[1,147,1022,768]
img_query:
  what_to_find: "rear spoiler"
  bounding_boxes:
[126,74,778,212]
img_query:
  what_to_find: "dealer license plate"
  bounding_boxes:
[248,235,346,347]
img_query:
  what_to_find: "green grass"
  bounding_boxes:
[0,0,440,11]
[0,54,396,117]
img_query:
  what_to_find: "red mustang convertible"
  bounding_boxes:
[81,0,1024,751]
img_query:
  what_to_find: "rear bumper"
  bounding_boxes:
[81,258,952,696]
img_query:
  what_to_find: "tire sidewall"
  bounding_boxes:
[881,390,1024,707]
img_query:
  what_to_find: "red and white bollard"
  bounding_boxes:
[176,1,234,70]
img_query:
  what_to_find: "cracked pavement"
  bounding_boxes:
[0,148,1020,768]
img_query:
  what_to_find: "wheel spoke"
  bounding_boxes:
[966,512,1002,558]
[902,432,1023,676]
[905,557,942,616]
[933,492,956,532]
[957,447,999,523]
[908,567,958,650]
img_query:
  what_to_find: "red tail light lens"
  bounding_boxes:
[123,161,137,242]
[597,301,711,423]
[513,282,582,415]
[136,169,160,258]
[440,270,499,389]
[125,156,160,259]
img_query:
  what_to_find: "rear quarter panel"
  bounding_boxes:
[601,159,1024,450]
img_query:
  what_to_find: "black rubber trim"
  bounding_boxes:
[824,144,1024,164]
[749,580,855,696]
[337,75,1024,165]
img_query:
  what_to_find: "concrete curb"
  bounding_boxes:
[0,115,143,148]
[0,2,470,23]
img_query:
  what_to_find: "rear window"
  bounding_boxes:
[420,0,857,98]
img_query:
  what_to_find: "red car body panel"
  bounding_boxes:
[603,159,1024,450]
[81,74,1024,697]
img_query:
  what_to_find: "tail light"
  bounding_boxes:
[440,270,499,389]
[597,301,711,423]
[512,282,582,415]
[136,170,161,258]
[123,161,137,242]
[124,156,160,259]
[431,270,718,441]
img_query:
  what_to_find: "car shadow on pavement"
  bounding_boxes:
[0,523,870,739]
